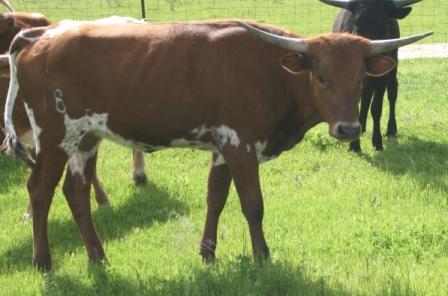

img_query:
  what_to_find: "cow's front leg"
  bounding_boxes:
[222,145,269,260]
[63,148,106,263]
[200,153,232,262]
[28,148,68,271]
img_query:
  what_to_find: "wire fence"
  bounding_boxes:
[8,0,448,43]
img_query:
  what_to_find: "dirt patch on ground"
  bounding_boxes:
[399,43,448,59]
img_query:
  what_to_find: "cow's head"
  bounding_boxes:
[238,21,431,141]
[320,0,422,39]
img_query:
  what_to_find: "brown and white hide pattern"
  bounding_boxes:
[3,20,428,270]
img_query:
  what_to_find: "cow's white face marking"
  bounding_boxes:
[246,144,251,153]
[215,125,240,150]
[23,102,42,154]
[67,143,100,183]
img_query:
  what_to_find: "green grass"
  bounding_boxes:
[8,0,448,42]
[0,57,447,295]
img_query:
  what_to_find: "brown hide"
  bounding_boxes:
[10,20,377,270]
[14,21,370,152]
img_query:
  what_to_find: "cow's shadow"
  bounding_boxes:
[0,181,189,273]
[0,154,29,194]
[362,136,448,193]
[38,257,352,296]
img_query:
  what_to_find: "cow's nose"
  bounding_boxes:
[335,122,362,140]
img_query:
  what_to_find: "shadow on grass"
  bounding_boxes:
[41,257,352,296]
[0,154,29,194]
[0,181,189,274]
[362,136,448,193]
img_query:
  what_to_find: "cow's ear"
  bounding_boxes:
[389,7,412,19]
[365,55,397,77]
[279,53,311,75]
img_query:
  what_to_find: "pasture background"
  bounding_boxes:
[0,1,447,295]
[9,0,448,42]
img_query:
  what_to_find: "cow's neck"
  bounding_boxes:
[263,75,322,157]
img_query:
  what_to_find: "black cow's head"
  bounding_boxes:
[321,0,422,39]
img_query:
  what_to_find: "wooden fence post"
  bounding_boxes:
[140,0,146,20]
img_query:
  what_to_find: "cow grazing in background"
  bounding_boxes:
[320,0,422,152]
[2,19,430,270]
[0,2,149,216]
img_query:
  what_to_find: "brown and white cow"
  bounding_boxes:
[0,3,149,217]
[2,19,431,270]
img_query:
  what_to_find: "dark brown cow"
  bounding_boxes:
[2,20,430,270]
[0,5,149,217]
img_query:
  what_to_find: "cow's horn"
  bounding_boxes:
[0,0,14,12]
[369,31,433,55]
[318,0,351,9]
[237,21,308,52]
[392,0,422,8]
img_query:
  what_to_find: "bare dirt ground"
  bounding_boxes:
[399,43,448,59]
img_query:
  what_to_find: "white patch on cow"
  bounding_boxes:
[213,153,226,166]
[23,102,42,154]
[254,141,276,163]
[3,51,19,155]
[18,130,34,149]
[59,112,109,155]
[214,125,240,150]
[67,143,100,183]
[191,125,213,139]
[246,144,251,153]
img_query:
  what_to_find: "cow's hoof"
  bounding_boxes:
[95,191,111,207]
[349,141,361,153]
[33,257,52,272]
[374,144,384,151]
[133,174,148,186]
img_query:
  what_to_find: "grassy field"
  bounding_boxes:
[9,0,448,43]
[0,57,447,295]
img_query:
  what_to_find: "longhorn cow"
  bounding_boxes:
[2,19,431,270]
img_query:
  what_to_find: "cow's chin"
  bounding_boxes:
[329,121,362,141]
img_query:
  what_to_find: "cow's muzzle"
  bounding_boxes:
[331,122,362,141]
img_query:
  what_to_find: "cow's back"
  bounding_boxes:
[13,21,303,147]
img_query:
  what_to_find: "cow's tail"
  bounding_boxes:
[1,33,36,166]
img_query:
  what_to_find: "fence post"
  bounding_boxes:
[140,0,146,20]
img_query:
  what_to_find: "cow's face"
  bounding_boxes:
[279,35,396,141]
[348,0,412,40]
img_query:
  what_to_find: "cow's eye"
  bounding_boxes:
[317,74,327,88]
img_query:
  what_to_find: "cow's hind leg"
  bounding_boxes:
[350,81,374,152]
[371,83,387,151]
[28,148,68,271]
[386,69,398,138]
[63,146,106,263]
[200,153,232,262]
[132,150,147,186]
[222,146,269,261]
